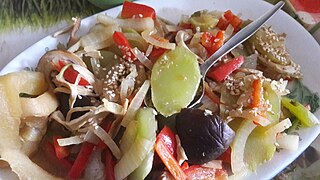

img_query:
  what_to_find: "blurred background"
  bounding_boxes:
[0,0,319,179]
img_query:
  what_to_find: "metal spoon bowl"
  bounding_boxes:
[188,1,285,108]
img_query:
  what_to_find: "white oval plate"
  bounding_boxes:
[1,0,320,179]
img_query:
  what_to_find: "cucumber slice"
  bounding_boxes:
[128,151,154,180]
[116,107,157,179]
[190,15,219,31]
[248,27,291,65]
[136,107,158,141]
[151,44,201,117]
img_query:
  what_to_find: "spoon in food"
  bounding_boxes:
[188,1,285,108]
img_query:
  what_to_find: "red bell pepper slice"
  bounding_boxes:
[207,55,244,82]
[180,161,189,171]
[149,47,167,63]
[157,126,177,158]
[251,79,263,108]
[217,10,242,32]
[113,31,136,62]
[229,16,242,32]
[67,142,95,180]
[223,10,235,21]
[53,136,70,160]
[56,60,90,86]
[184,165,228,180]
[121,1,156,19]
[201,31,224,56]
[105,147,116,180]
[64,66,90,86]
[155,139,187,180]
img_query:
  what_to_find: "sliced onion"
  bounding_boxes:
[80,24,119,48]
[229,109,271,127]
[141,29,176,50]
[72,64,95,85]
[102,98,125,115]
[20,91,59,118]
[120,120,138,154]
[91,125,121,159]
[189,32,202,45]
[114,137,153,180]
[231,120,256,174]
[97,14,154,32]
[121,80,150,127]
[50,111,68,128]
[66,107,107,130]
[132,47,154,70]
[83,38,114,52]
[120,78,135,104]
[188,43,208,61]
[57,134,85,146]
[120,64,138,104]
[165,24,183,32]
[270,79,289,96]
[145,44,153,57]
[276,133,299,151]
[68,40,81,53]
[84,50,102,59]
[66,106,94,122]
[266,118,292,135]
[84,129,100,144]
[224,24,235,41]
[128,151,154,180]
[1,149,59,179]
[175,30,203,62]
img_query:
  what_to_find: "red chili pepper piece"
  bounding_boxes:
[217,10,242,32]
[55,60,89,86]
[105,148,116,180]
[201,31,224,56]
[157,126,177,158]
[155,139,187,180]
[251,79,263,108]
[53,136,70,160]
[184,165,228,180]
[113,31,136,62]
[67,142,95,180]
[149,47,167,63]
[207,55,244,82]
[121,1,156,19]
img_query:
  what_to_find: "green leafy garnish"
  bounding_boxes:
[287,80,320,113]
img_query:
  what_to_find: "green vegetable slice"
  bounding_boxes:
[151,44,201,117]
[282,97,320,127]
[115,107,157,179]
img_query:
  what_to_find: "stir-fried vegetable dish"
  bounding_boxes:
[0,1,319,180]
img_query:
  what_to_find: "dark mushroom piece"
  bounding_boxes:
[176,108,235,165]
[37,50,87,89]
